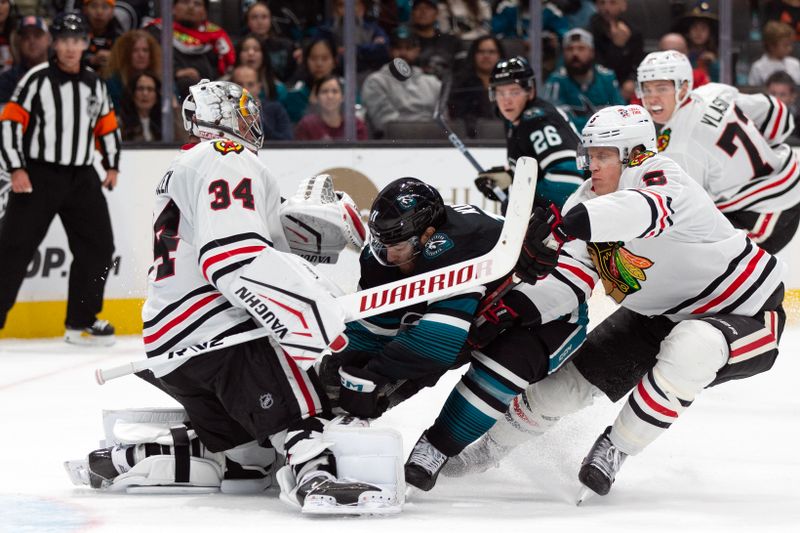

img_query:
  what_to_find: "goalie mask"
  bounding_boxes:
[577,105,658,169]
[182,79,264,152]
[368,178,446,267]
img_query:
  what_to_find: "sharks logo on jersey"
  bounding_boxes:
[423,232,454,259]
[587,242,654,303]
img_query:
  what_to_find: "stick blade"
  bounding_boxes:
[498,156,538,269]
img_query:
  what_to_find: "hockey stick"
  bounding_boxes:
[95,158,538,384]
[432,71,507,203]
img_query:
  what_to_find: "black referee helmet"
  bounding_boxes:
[51,11,88,40]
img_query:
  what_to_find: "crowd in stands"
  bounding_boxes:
[0,0,799,143]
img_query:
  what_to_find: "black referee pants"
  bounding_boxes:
[0,161,115,329]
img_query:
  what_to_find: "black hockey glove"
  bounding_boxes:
[474,166,511,201]
[338,365,390,419]
[319,350,374,409]
[515,204,573,284]
[468,298,520,349]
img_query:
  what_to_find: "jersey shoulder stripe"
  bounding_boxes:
[197,232,271,257]
[631,189,660,238]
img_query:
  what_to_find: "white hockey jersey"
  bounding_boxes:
[513,152,786,323]
[659,83,799,213]
[142,140,290,376]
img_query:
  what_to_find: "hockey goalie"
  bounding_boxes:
[64,80,405,515]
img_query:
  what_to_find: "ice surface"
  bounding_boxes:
[1,327,798,532]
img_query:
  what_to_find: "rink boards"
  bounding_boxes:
[1,146,799,338]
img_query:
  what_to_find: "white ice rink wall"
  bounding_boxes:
[2,146,799,338]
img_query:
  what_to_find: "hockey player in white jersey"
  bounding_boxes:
[443,105,786,501]
[637,50,800,253]
[65,80,403,514]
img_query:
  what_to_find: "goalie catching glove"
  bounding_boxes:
[280,174,366,264]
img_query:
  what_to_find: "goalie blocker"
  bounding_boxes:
[280,174,366,265]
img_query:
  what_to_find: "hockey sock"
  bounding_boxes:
[611,320,728,455]
[611,368,693,456]
[426,365,523,457]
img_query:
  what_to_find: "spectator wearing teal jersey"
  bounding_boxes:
[543,28,624,131]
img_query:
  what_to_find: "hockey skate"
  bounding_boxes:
[64,446,125,490]
[440,432,510,478]
[65,319,115,346]
[404,433,448,491]
[576,426,627,504]
[279,468,400,515]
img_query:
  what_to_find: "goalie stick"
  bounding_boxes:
[432,70,507,203]
[95,158,538,384]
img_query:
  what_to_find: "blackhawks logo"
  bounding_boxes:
[587,242,654,303]
[627,150,656,167]
[657,128,671,152]
[213,140,244,155]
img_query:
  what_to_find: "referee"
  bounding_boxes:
[0,11,121,346]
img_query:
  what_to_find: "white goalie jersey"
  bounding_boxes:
[659,83,799,213]
[513,152,786,323]
[142,140,346,377]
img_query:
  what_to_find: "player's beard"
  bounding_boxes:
[566,59,591,78]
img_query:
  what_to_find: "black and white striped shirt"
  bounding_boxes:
[0,58,121,171]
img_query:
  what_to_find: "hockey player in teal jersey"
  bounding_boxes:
[319,177,588,493]
[475,56,586,211]
[322,177,507,419]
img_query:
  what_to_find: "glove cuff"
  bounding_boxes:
[339,367,377,393]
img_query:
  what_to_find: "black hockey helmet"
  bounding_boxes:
[489,56,536,101]
[368,177,446,266]
[51,11,88,40]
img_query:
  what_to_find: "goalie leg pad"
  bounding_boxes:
[100,423,225,494]
[67,409,275,494]
[300,424,403,515]
[276,416,402,514]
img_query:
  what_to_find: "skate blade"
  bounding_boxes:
[302,495,401,515]
[576,486,595,506]
[64,332,116,347]
[125,485,219,495]
[64,460,90,486]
